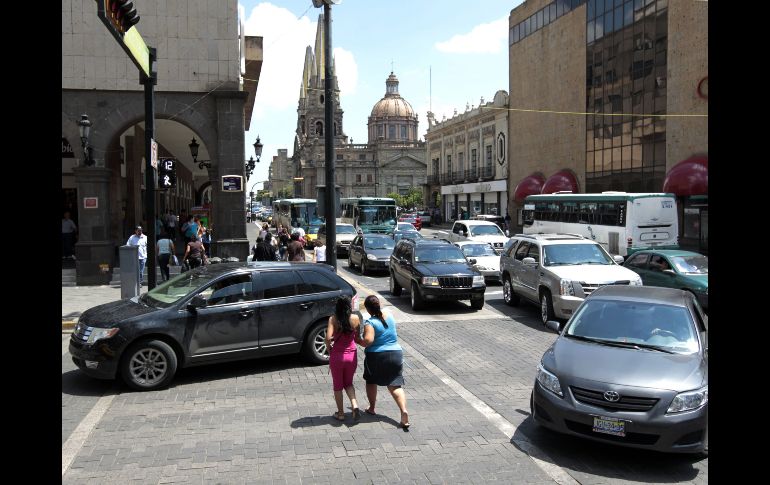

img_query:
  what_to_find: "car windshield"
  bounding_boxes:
[460,244,497,257]
[394,232,421,242]
[671,255,708,274]
[565,300,699,353]
[415,247,467,263]
[543,243,614,266]
[336,225,357,234]
[397,223,415,231]
[365,237,395,250]
[141,271,220,309]
[470,225,504,236]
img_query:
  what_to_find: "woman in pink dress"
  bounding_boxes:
[325,296,361,421]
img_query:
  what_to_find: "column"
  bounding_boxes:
[73,166,114,285]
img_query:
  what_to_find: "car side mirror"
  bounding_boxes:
[663,269,676,276]
[187,295,207,312]
[469,258,477,265]
[545,320,561,333]
[613,255,625,264]
[522,257,537,265]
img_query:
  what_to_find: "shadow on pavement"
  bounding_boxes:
[61,369,119,397]
[169,353,317,388]
[290,411,401,430]
[511,417,704,483]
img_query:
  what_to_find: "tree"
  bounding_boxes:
[386,191,405,208]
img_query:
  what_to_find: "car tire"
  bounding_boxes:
[529,391,539,425]
[540,290,556,326]
[390,271,402,296]
[411,282,425,310]
[471,296,484,310]
[503,276,520,306]
[361,258,367,276]
[302,322,330,365]
[120,339,178,391]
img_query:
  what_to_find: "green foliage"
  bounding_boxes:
[386,187,423,210]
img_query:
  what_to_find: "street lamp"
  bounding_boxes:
[188,137,211,169]
[312,0,340,268]
[78,114,95,166]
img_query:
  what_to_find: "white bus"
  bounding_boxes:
[339,197,398,234]
[522,192,678,256]
[272,198,324,234]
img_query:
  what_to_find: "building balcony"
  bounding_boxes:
[452,171,465,183]
[465,169,477,181]
[427,174,439,185]
[480,166,495,180]
[440,172,453,185]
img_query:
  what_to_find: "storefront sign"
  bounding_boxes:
[222,175,243,192]
[84,197,98,209]
[475,183,492,193]
[451,186,464,194]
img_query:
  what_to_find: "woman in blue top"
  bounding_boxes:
[355,295,410,429]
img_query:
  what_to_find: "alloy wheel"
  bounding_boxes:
[313,327,328,358]
[129,348,168,386]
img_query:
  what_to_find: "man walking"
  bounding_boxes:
[126,226,148,285]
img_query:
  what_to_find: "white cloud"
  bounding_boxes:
[435,16,508,54]
[333,47,358,96]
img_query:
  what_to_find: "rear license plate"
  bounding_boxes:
[593,416,626,437]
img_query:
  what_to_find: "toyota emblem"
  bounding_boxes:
[603,391,620,402]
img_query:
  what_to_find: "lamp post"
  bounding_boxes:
[78,114,95,166]
[312,0,340,268]
[245,136,263,179]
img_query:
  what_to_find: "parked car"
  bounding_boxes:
[398,214,422,231]
[623,250,708,311]
[453,241,501,283]
[532,285,708,454]
[304,224,322,249]
[389,238,486,310]
[316,223,358,256]
[418,210,433,227]
[499,233,643,325]
[69,262,359,391]
[435,220,508,253]
[348,233,396,275]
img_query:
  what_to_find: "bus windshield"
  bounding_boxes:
[542,243,614,266]
[290,204,323,229]
[359,206,397,226]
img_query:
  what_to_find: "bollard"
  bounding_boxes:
[119,245,140,300]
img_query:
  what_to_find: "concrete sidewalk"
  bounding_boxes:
[62,286,123,331]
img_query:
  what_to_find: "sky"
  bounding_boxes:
[240,0,525,191]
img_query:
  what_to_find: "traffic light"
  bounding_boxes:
[157,158,177,189]
[107,0,140,35]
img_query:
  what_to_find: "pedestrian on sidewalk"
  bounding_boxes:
[200,226,211,257]
[313,240,326,263]
[126,226,148,284]
[287,232,306,262]
[156,232,175,282]
[356,295,410,429]
[326,295,362,421]
[253,235,276,261]
[62,211,78,259]
[183,234,207,269]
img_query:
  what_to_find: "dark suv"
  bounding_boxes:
[389,238,486,310]
[69,262,358,391]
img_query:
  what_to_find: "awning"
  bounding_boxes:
[541,170,579,194]
[663,155,708,196]
[513,173,546,203]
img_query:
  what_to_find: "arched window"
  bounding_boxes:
[315,121,323,136]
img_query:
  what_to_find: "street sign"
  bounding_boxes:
[157,158,176,189]
[151,139,158,169]
[222,175,244,192]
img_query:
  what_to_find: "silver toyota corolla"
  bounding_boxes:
[531,285,708,454]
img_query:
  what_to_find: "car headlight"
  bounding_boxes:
[472,275,485,287]
[536,363,563,397]
[630,277,643,286]
[421,276,439,286]
[560,279,575,296]
[86,327,120,345]
[667,386,708,413]
[367,253,377,261]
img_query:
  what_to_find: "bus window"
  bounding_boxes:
[579,202,597,224]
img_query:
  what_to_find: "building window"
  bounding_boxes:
[358,153,366,160]
[367,174,373,183]
[401,125,407,139]
[377,125,384,138]
[458,152,464,173]
[336,154,343,160]
[471,148,477,173]
[446,154,452,175]
[388,125,395,139]
[485,145,492,168]
[315,121,323,136]
[356,174,362,183]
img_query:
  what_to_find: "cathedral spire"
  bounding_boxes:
[314,13,325,81]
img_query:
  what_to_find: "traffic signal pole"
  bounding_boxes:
[141,47,157,289]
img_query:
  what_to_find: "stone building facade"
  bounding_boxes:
[62,0,262,283]
[425,91,510,223]
[288,15,425,201]
[507,0,707,253]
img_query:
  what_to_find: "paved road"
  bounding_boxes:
[62,223,708,483]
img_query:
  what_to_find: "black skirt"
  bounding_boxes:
[363,350,404,387]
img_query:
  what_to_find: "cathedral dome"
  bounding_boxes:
[370,73,416,119]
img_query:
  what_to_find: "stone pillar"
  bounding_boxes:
[73,167,114,285]
[211,91,250,261]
